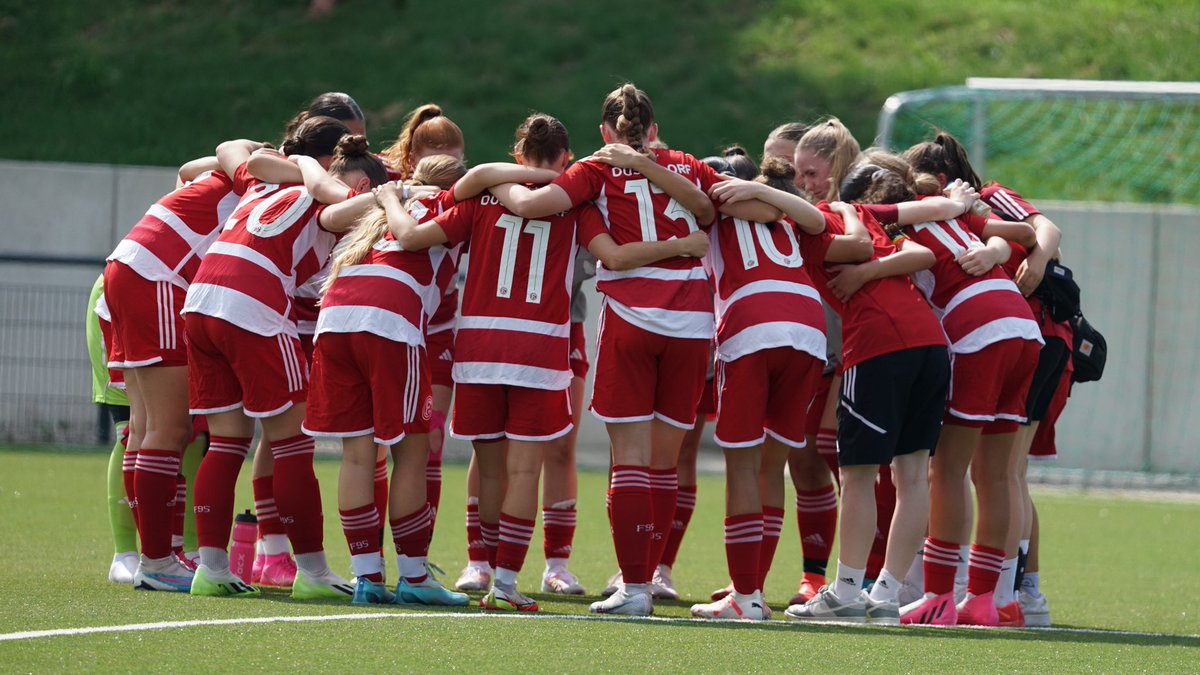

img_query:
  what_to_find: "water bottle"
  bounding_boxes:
[230,510,258,583]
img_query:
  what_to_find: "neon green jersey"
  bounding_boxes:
[86,274,129,407]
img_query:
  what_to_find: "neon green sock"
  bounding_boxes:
[107,421,138,554]
[181,431,207,552]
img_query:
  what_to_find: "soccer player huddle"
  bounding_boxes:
[93,83,1071,627]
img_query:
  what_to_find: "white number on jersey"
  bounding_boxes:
[245,186,314,238]
[494,214,552,304]
[733,218,802,270]
[623,178,698,242]
[912,220,983,257]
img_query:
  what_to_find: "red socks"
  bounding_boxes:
[194,436,251,550]
[122,448,138,527]
[391,503,433,580]
[759,505,785,588]
[867,466,897,580]
[339,503,381,581]
[816,428,840,478]
[270,435,323,555]
[465,500,488,563]
[725,513,764,595]
[967,544,1006,596]
[134,448,181,559]
[480,520,499,569]
[373,457,388,525]
[658,484,695,569]
[646,468,678,570]
[609,465,653,584]
[923,537,960,595]
[542,505,577,560]
[252,476,287,539]
[796,485,838,575]
[496,513,536,574]
[172,476,187,554]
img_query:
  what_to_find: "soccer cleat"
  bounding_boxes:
[190,564,260,597]
[710,582,733,602]
[351,577,396,605]
[863,592,900,626]
[690,591,768,621]
[292,567,355,600]
[133,554,195,592]
[108,552,139,585]
[898,578,924,608]
[396,576,470,606]
[788,572,825,606]
[541,566,586,595]
[651,564,679,600]
[256,552,298,588]
[600,571,623,598]
[900,592,957,626]
[784,585,866,623]
[454,563,492,592]
[481,586,539,612]
[956,592,999,627]
[589,587,653,616]
[1019,591,1051,627]
[997,600,1025,628]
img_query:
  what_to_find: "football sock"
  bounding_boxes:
[465,498,488,563]
[193,436,251,551]
[868,568,901,604]
[922,537,960,596]
[646,468,678,570]
[609,465,652,585]
[966,544,1006,597]
[758,505,785,588]
[796,486,838,576]
[542,500,577,561]
[340,503,382,582]
[658,485,695,569]
[392,503,434,582]
[724,512,764,595]
[270,435,323,556]
[831,560,866,602]
[134,448,182,559]
[106,421,137,554]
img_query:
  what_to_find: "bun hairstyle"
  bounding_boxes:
[721,145,759,181]
[767,122,811,144]
[329,134,388,188]
[381,104,465,180]
[602,83,655,155]
[797,117,861,202]
[281,115,351,159]
[903,131,982,190]
[757,156,802,196]
[412,154,467,191]
[513,113,570,166]
[282,92,366,142]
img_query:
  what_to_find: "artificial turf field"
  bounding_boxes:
[1,447,1197,673]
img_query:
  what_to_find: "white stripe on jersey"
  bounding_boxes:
[941,278,1023,316]
[452,361,571,391]
[455,315,571,338]
[716,278,823,313]
[606,300,715,340]
[717,321,826,364]
[596,265,709,283]
[204,241,292,282]
[314,305,424,346]
[989,189,1030,220]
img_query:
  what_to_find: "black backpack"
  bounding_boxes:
[1035,259,1081,323]
[1070,314,1107,384]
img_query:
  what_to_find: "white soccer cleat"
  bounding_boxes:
[651,564,679,600]
[1019,590,1052,627]
[541,565,586,595]
[109,551,139,585]
[589,587,653,616]
[600,570,623,598]
[784,585,867,623]
[690,591,768,621]
[133,554,194,592]
[454,562,492,592]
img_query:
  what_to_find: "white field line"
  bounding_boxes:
[1,611,1197,643]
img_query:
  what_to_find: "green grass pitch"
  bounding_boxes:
[1,447,1197,672]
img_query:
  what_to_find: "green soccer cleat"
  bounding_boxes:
[292,567,355,600]
[481,586,539,612]
[190,564,260,598]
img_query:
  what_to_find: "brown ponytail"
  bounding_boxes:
[381,104,465,180]
[602,83,655,155]
[902,131,982,190]
[512,113,570,166]
[328,134,388,188]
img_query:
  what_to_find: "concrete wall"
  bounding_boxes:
[0,161,1196,472]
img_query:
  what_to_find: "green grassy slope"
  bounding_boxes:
[1,448,1197,672]
[2,0,1196,193]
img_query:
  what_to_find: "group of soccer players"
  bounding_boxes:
[91,84,1070,626]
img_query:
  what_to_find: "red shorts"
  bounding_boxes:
[298,333,315,364]
[805,371,835,437]
[590,305,710,429]
[97,313,126,390]
[715,347,823,449]
[103,261,187,368]
[569,322,589,379]
[426,329,455,388]
[303,332,432,445]
[946,339,1040,428]
[451,383,572,442]
[185,314,307,418]
[696,378,717,417]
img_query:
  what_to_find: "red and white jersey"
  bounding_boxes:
[864,203,1041,354]
[182,164,347,337]
[316,231,447,347]
[408,191,462,337]
[709,213,826,363]
[553,148,719,339]
[980,183,1072,343]
[435,192,607,390]
[798,204,946,369]
[107,171,240,289]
